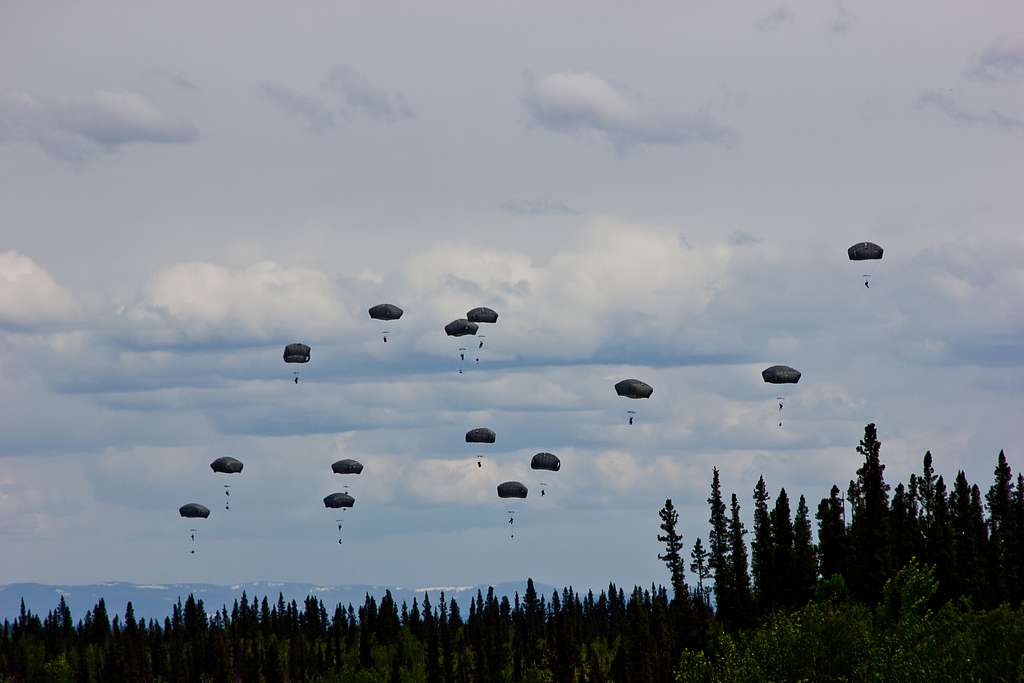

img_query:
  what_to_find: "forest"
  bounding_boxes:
[2,423,1023,681]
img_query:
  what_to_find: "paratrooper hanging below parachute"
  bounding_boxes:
[178,503,210,554]
[847,242,884,288]
[210,457,243,510]
[615,379,653,424]
[368,304,403,343]
[283,343,311,383]
[762,365,801,427]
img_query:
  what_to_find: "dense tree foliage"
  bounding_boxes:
[2,424,1022,681]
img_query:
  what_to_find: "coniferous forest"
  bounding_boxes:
[3,424,1024,682]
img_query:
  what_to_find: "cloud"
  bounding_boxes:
[916,90,1023,131]
[831,1,852,33]
[499,198,579,216]
[115,261,356,349]
[0,252,75,331]
[727,231,763,246]
[261,83,336,134]
[143,69,200,93]
[755,7,794,30]
[0,90,198,161]
[324,65,414,123]
[522,71,735,155]
[965,44,1024,82]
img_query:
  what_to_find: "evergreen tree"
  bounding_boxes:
[770,488,795,608]
[707,468,732,623]
[689,537,712,612]
[751,475,775,611]
[816,484,846,580]
[727,494,753,625]
[847,423,891,604]
[657,498,687,599]
[792,495,817,605]
[987,450,1014,603]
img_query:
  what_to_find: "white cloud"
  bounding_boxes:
[117,261,355,348]
[0,252,75,330]
[523,71,735,155]
[0,90,197,161]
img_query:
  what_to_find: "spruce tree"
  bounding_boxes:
[657,498,687,599]
[987,450,1014,603]
[770,488,795,607]
[847,423,891,604]
[751,475,775,611]
[707,468,732,623]
[816,484,846,580]
[728,493,753,624]
[689,537,712,612]
[792,495,817,605]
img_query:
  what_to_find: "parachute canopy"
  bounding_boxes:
[497,481,528,499]
[210,456,243,474]
[530,452,561,472]
[762,365,801,384]
[331,458,364,475]
[466,428,496,444]
[179,503,210,519]
[615,379,654,399]
[848,242,884,261]
[445,319,478,337]
[323,492,355,509]
[283,343,311,363]
[368,304,403,321]
[467,307,499,324]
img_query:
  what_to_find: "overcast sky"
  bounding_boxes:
[1,0,1023,591]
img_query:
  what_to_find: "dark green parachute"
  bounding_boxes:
[467,307,498,324]
[332,459,364,475]
[324,492,355,508]
[762,365,801,384]
[445,319,478,337]
[283,343,311,363]
[847,242,884,260]
[466,428,497,444]
[615,379,653,399]
[368,304,403,321]
[497,481,528,498]
[179,503,210,518]
[531,452,560,472]
[210,456,243,474]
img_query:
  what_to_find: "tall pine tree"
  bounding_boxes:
[657,499,687,600]
[707,468,732,623]
[847,423,891,604]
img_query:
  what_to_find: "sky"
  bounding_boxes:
[1,0,1023,591]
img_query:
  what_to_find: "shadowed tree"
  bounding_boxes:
[792,495,817,605]
[657,498,687,600]
[816,484,846,581]
[707,468,733,623]
[751,476,775,612]
[728,493,753,625]
[847,423,891,604]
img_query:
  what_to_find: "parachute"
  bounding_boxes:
[178,503,210,555]
[847,242,884,287]
[368,304,403,342]
[467,307,499,324]
[210,457,243,510]
[331,459,364,475]
[445,320,479,373]
[531,452,559,497]
[323,492,355,544]
[615,379,653,424]
[283,343,311,383]
[497,481,527,539]
[466,307,498,363]
[762,365,801,427]
[466,428,496,468]
[530,452,560,472]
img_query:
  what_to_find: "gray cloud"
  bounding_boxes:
[324,65,414,123]
[500,198,579,216]
[0,90,198,162]
[728,231,763,246]
[965,44,1024,82]
[755,7,794,30]
[143,69,200,93]
[916,90,1023,131]
[831,0,852,33]
[523,71,735,155]
[261,83,336,134]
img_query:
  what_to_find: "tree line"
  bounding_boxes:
[1,423,1022,681]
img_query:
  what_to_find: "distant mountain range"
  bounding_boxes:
[0,581,558,622]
